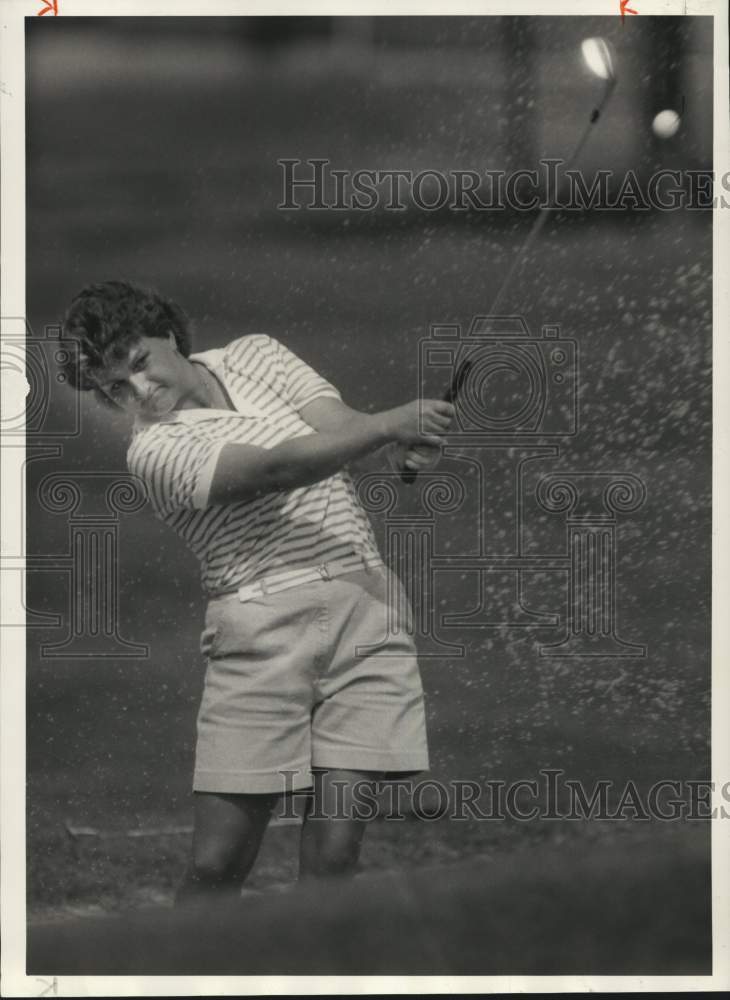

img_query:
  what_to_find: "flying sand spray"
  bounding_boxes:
[403,38,617,484]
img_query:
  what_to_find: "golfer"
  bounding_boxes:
[61,281,454,902]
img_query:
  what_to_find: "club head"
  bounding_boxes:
[581,37,617,87]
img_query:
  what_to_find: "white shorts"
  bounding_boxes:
[194,564,429,794]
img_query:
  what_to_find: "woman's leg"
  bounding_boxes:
[298,767,379,881]
[175,790,278,905]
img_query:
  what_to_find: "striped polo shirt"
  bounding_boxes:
[126,334,382,597]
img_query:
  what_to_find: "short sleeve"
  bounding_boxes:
[272,337,342,410]
[127,425,225,515]
[225,333,341,412]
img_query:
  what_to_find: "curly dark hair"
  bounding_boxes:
[60,281,192,395]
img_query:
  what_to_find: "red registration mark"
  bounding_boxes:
[620,0,638,18]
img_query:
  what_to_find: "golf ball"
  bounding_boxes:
[652,109,681,139]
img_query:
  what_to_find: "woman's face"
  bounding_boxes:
[93,332,197,420]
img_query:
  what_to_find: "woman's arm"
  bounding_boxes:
[206,399,454,506]
[300,397,442,474]
[298,396,387,476]
[298,396,363,431]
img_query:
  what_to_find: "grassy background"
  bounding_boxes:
[24,17,711,950]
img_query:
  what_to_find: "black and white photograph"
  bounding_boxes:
[1,1,729,993]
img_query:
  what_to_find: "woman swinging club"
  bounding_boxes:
[60,281,454,902]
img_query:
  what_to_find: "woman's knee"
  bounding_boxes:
[192,844,240,883]
[304,821,365,877]
[192,831,261,883]
[191,790,277,882]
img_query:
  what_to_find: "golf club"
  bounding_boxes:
[488,36,617,316]
[401,358,473,484]
[402,38,616,487]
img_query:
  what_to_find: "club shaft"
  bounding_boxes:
[488,82,616,318]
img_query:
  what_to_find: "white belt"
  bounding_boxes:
[234,553,384,603]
